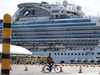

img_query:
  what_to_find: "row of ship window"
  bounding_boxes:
[54,52,100,55]
[32,49,92,52]
[10,39,98,42]
[12,27,100,32]
[11,32,100,35]
[28,47,94,51]
[10,36,100,38]
[57,48,93,50]
[11,39,98,42]
[54,53,94,55]
[27,19,91,24]
[9,38,98,42]
[2,23,96,30]
[11,33,100,36]
[14,41,98,47]
[10,23,96,29]
[11,29,100,33]
[9,38,100,41]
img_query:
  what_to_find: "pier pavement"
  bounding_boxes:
[0,63,100,75]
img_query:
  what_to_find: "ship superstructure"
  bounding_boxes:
[0,1,100,63]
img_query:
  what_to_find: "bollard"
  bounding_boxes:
[1,14,11,75]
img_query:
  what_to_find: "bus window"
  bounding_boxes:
[12,57,16,60]
[25,56,29,58]
[38,57,41,59]
[31,56,34,58]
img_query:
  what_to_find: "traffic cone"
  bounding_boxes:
[39,64,40,66]
[10,65,12,70]
[24,63,25,66]
[99,64,100,67]
[41,66,44,72]
[31,62,33,66]
[87,65,88,67]
[83,64,85,67]
[93,65,95,68]
[78,66,82,73]
[24,66,28,71]
[76,64,78,66]
[71,64,73,67]
[60,67,63,72]
[91,64,92,67]
[61,63,63,66]
[69,64,70,66]
[61,64,62,66]
[19,63,20,66]
[63,64,64,67]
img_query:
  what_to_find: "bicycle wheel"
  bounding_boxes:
[44,65,50,73]
[54,65,61,73]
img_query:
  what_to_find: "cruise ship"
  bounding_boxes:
[0,1,100,64]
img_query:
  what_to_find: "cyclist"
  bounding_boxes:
[47,53,54,72]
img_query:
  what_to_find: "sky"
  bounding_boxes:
[0,0,100,19]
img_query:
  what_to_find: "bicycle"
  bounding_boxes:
[44,62,61,73]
